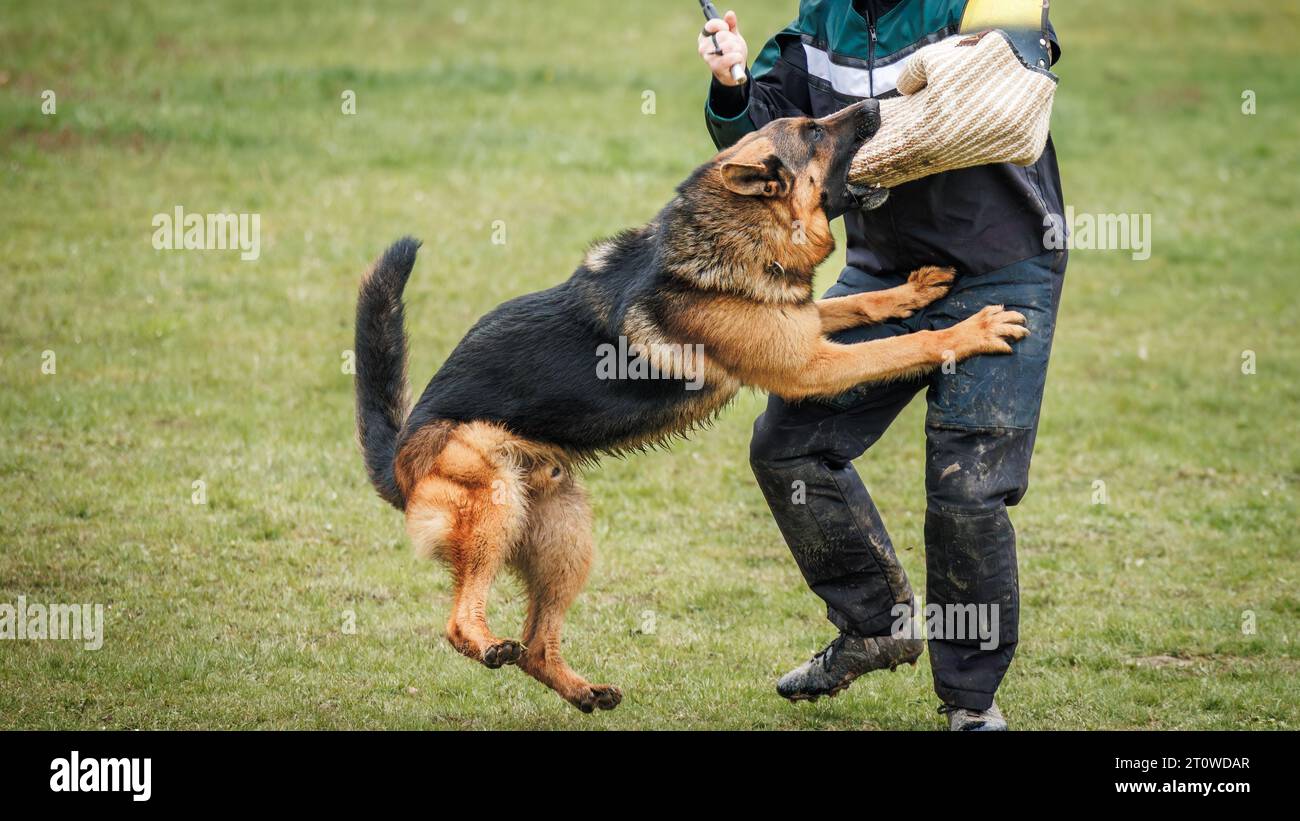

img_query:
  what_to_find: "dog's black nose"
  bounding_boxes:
[854,99,882,143]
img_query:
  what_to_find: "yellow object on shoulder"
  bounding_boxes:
[959,0,1045,33]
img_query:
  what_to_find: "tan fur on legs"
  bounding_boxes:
[511,478,622,713]
[669,288,1026,401]
[815,266,957,333]
[403,422,530,669]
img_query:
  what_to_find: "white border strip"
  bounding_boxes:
[802,43,906,97]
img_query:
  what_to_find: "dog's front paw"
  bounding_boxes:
[903,266,955,309]
[870,266,956,321]
[948,304,1029,357]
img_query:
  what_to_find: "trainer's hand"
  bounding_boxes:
[698,11,748,87]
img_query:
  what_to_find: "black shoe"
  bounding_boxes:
[776,633,923,702]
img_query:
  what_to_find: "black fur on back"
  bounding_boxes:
[354,236,420,509]
[398,216,724,458]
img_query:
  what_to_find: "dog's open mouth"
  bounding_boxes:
[838,102,888,211]
[847,180,890,210]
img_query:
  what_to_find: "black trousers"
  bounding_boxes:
[750,250,1067,710]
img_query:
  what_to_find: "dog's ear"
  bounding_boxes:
[720,156,793,198]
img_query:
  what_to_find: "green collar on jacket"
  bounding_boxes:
[754,0,969,74]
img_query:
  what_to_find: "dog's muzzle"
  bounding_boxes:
[826,100,889,217]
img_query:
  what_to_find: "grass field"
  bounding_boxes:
[1,0,1296,729]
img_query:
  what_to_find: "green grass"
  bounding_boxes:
[0,0,1296,729]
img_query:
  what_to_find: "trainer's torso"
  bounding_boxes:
[734,0,1065,276]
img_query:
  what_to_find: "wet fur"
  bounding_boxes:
[353,102,1028,712]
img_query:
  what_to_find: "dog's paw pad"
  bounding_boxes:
[574,685,622,713]
[482,640,523,669]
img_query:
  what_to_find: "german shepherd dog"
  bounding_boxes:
[354,99,1028,712]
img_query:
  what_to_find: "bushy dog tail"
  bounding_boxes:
[354,237,421,510]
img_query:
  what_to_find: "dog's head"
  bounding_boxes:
[714,100,880,220]
[690,100,880,279]
[661,101,881,301]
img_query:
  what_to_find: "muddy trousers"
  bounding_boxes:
[750,251,1066,711]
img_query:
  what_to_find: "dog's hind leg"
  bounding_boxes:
[404,424,529,669]
[513,479,622,712]
[446,515,527,669]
